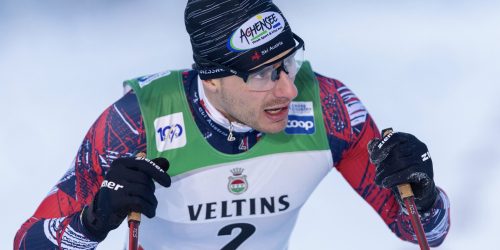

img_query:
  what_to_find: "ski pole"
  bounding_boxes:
[128,152,147,250]
[128,212,141,250]
[382,129,430,250]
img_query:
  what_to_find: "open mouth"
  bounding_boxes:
[265,106,287,114]
[264,105,289,122]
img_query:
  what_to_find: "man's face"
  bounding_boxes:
[204,50,299,134]
[219,72,297,133]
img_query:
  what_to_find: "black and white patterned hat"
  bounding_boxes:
[185,0,296,79]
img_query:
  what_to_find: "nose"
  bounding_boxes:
[272,70,298,100]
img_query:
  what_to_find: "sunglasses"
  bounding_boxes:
[194,33,305,91]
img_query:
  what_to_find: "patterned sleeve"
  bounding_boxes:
[14,91,146,249]
[317,73,450,247]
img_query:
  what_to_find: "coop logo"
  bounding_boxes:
[285,116,315,134]
[227,11,285,52]
[285,101,315,135]
[154,112,187,152]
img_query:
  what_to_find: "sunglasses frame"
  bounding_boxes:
[194,33,305,82]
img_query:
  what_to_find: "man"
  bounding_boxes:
[15,0,450,249]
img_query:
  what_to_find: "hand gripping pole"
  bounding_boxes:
[382,129,430,250]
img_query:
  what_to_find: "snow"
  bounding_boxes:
[1,0,499,249]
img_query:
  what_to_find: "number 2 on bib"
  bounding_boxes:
[218,223,256,250]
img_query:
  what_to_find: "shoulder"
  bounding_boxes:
[314,72,369,136]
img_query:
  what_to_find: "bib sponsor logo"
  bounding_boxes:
[288,101,313,116]
[228,168,248,195]
[154,112,187,152]
[285,101,315,135]
[286,116,315,134]
[187,195,290,221]
[137,71,171,88]
[228,12,285,52]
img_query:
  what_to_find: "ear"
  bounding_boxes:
[201,79,221,94]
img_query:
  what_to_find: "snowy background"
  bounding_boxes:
[1,0,499,249]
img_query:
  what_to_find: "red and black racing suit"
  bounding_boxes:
[15,70,450,249]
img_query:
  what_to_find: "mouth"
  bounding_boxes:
[264,104,289,122]
[265,106,287,114]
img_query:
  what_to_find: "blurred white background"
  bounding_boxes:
[1,0,499,249]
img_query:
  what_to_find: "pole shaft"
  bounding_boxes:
[128,152,146,250]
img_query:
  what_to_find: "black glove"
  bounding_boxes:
[367,129,438,213]
[82,156,171,241]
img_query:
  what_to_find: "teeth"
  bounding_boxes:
[266,108,282,114]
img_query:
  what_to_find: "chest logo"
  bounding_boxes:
[285,101,315,135]
[154,112,187,152]
[228,168,248,195]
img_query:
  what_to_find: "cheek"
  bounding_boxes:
[221,86,258,109]
[218,82,272,125]
[220,87,253,114]
[234,95,262,116]
[233,95,266,123]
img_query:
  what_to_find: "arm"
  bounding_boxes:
[317,74,450,246]
[14,91,146,249]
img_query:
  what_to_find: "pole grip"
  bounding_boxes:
[397,183,414,199]
[128,212,141,223]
